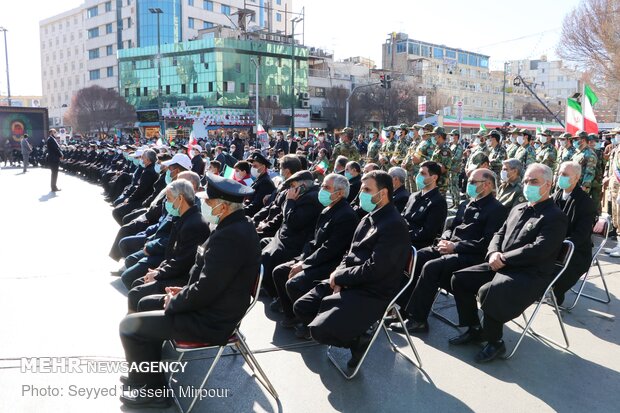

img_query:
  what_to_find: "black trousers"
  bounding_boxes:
[261,246,298,298]
[109,219,149,261]
[119,310,202,387]
[553,251,591,299]
[128,278,185,313]
[50,162,59,191]
[293,282,387,348]
[123,208,147,225]
[272,260,325,320]
[112,201,143,225]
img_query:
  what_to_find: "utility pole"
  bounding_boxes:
[345,82,382,127]
[0,27,11,106]
[502,61,508,119]
[290,17,303,137]
[250,57,260,129]
[149,8,163,133]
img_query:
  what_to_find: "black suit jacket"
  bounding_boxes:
[552,187,596,268]
[127,163,158,203]
[402,187,448,249]
[46,136,63,164]
[244,172,276,218]
[332,203,410,300]
[155,205,211,281]
[392,185,410,213]
[300,199,360,280]
[166,210,261,344]
[254,188,287,238]
[191,155,205,176]
[347,175,362,203]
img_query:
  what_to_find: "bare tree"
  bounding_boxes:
[257,96,280,130]
[64,86,137,136]
[349,83,422,127]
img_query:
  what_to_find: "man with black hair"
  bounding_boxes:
[345,161,362,203]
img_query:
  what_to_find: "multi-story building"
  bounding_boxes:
[40,0,293,125]
[381,33,515,120]
[507,55,582,101]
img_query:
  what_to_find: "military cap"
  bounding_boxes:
[247,150,272,167]
[558,132,572,139]
[449,129,460,136]
[317,130,326,136]
[204,173,254,203]
[519,128,533,137]
[370,128,379,134]
[432,126,447,136]
[603,127,620,135]
[485,130,501,140]
[337,127,354,135]
[587,133,598,141]
[411,124,423,130]
[422,123,434,132]
[573,130,588,140]
[162,153,192,170]
[398,123,409,131]
[471,152,489,166]
[508,127,521,134]
[283,170,314,187]
[540,129,552,136]
[475,129,487,136]
[383,126,396,132]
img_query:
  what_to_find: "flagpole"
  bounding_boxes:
[582,83,585,131]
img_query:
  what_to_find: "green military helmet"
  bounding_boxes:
[540,128,552,136]
[422,123,434,132]
[470,152,489,168]
[519,128,533,137]
[432,126,447,136]
[383,125,396,133]
[508,127,521,134]
[587,133,598,141]
[573,130,588,140]
[411,124,424,130]
[398,123,409,131]
[558,132,572,139]
[449,129,460,136]
[485,130,501,141]
[370,128,380,134]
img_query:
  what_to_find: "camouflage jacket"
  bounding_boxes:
[536,143,558,170]
[379,138,397,163]
[450,142,465,173]
[466,143,490,170]
[514,144,537,168]
[392,136,410,163]
[329,142,360,169]
[402,138,421,170]
[430,143,452,192]
[366,139,381,163]
[572,146,598,190]
[489,145,507,176]
[497,181,526,211]
[506,142,519,159]
[415,138,436,164]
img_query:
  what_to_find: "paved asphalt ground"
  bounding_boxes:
[0,166,618,413]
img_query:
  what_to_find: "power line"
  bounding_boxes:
[473,28,561,51]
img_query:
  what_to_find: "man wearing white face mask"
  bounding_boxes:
[465,130,489,172]
[570,130,598,194]
[244,151,276,217]
[497,158,526,210]
[506,127,521,158]
[556,132,576,174]
[535,129,558,171]
[514,129,537,168]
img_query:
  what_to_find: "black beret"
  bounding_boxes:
[247,150,271,167]
[204,173,254,203]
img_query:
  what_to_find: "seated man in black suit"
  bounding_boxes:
[388,166,411,213]
[552,161,596,305]
[401,161,448,250]
[450,163,568,362]
[344,161,362,203]
[119,174,260,408]
[293,171,411,368]
[390,168,507,334]
[272,173,359,336]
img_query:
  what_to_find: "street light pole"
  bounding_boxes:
[0,27,11,106]
[290,17,303,137]
[502,61,508,119]
[345,81,382,127]
[149,8,164,134]
[250,57,260,130]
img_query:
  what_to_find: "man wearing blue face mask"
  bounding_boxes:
[571,130,598,195]
[450,163,567,363]
[344,161,362,203]
[536,129,557,171]
[555,132,576,175]
[294,170,410,369]
[551,161,597,305]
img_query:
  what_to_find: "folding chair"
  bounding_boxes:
[429,215,460,328]
[166,265,278,413]
[327,246,422,379]
[504,240,574,359]
[564,215,612,311]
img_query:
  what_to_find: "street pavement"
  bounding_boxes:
[0,166,618,413]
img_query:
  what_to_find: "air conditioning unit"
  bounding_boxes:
[300,92,309,100]
[177,100,186,107]
[270,95,279,103]
[301,100,310,109]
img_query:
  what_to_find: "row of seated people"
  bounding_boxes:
[84,142,594,408]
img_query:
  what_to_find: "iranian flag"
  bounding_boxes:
[314,160,329,175]
[222,165,235,179]
[187,131,198,159]
[566,98,583,135]
[257,124,269,149]
[583,84,599,134]
[479,124,488,134]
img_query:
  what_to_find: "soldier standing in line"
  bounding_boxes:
[487,130,507,177]
[402,124,423,192]
[571,130,598,195]
[536,129,558,171]
[391,124,411,167]
[448,129,464,207]
[329,127,360,171]
[365,128,381,165]
[505,127,521,159]
[378,126,397,171]
[429,127,452,196]
[410,124,437,179]
[465,130,490,172]
[555,132,576,175]
[603,128,620,256]
[514,129,537,168]
[589,133,605,212]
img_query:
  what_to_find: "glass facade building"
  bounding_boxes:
[136,0,182,48]
[118,37,309,110]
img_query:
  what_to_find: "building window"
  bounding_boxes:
[221,5,231,15]
[181,84,186,94]
[458,52,468,65]
[433,47,444,58]
[396,43,406,53]
[203,21,213,29]
[188,17,195,29]
[127,17,131,29]
[446,49,456,59]
[106,23,113,34]
[193,83,198,93]
[105,1,112,12]
[106,45,113,55]
[172,57,178,66]
[88,49,99,59]
[276,13,281,22]
[87,6,98,18]
[188,0,194,5]
[208,81,213,92]
[136,87,140,97]
[235,63,241,72]
[89,69,100,80]
[240,83,245,93]
[204,0,213,11]
[223,81,235,92]
[87,28,99,39]
[143,87,148,96]
[166,85,171,95]
[125,88,129,97]
[315,87,325,97]
[107,66,114,77]
[408,42,419,55]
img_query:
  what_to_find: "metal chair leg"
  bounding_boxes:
[184,346,226,413]
[168,351,184,387]
[430,290,460,328]
[385,307,422,368]
[567,260,611,310]
[236,336,279,399]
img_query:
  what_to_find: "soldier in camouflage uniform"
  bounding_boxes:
[555,132,576,175]
[448,129,464,207]
[391,123,411,167]
[402,124,423,192]
[514,129,537,168]
[365,128,381,164]
[505,127,521,159]
[603,128,620,255]
[571,130,598,194]
[589,133,605,212]
[497,158,526,210]
[411,124,437,178]
[465,130,490,172]
[535,129,558,171]
[486,130,507,176]
[329,127,360,171]
[429,127,452,196]
[378,126,397,171]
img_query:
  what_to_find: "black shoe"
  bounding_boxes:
[279,317,298,329]
[294,324,312,340]
[52,188,61,192]
[110,268,125,277]
[347,333,373,369]
[475,340,506,363]
[269,297,283,313]
[449,326,484,345]
[389,319,429,334]
[119,385,172,408]
[119,375,144,387]
[554,290,565,307]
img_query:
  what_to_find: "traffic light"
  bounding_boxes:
[380,74,392,89]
